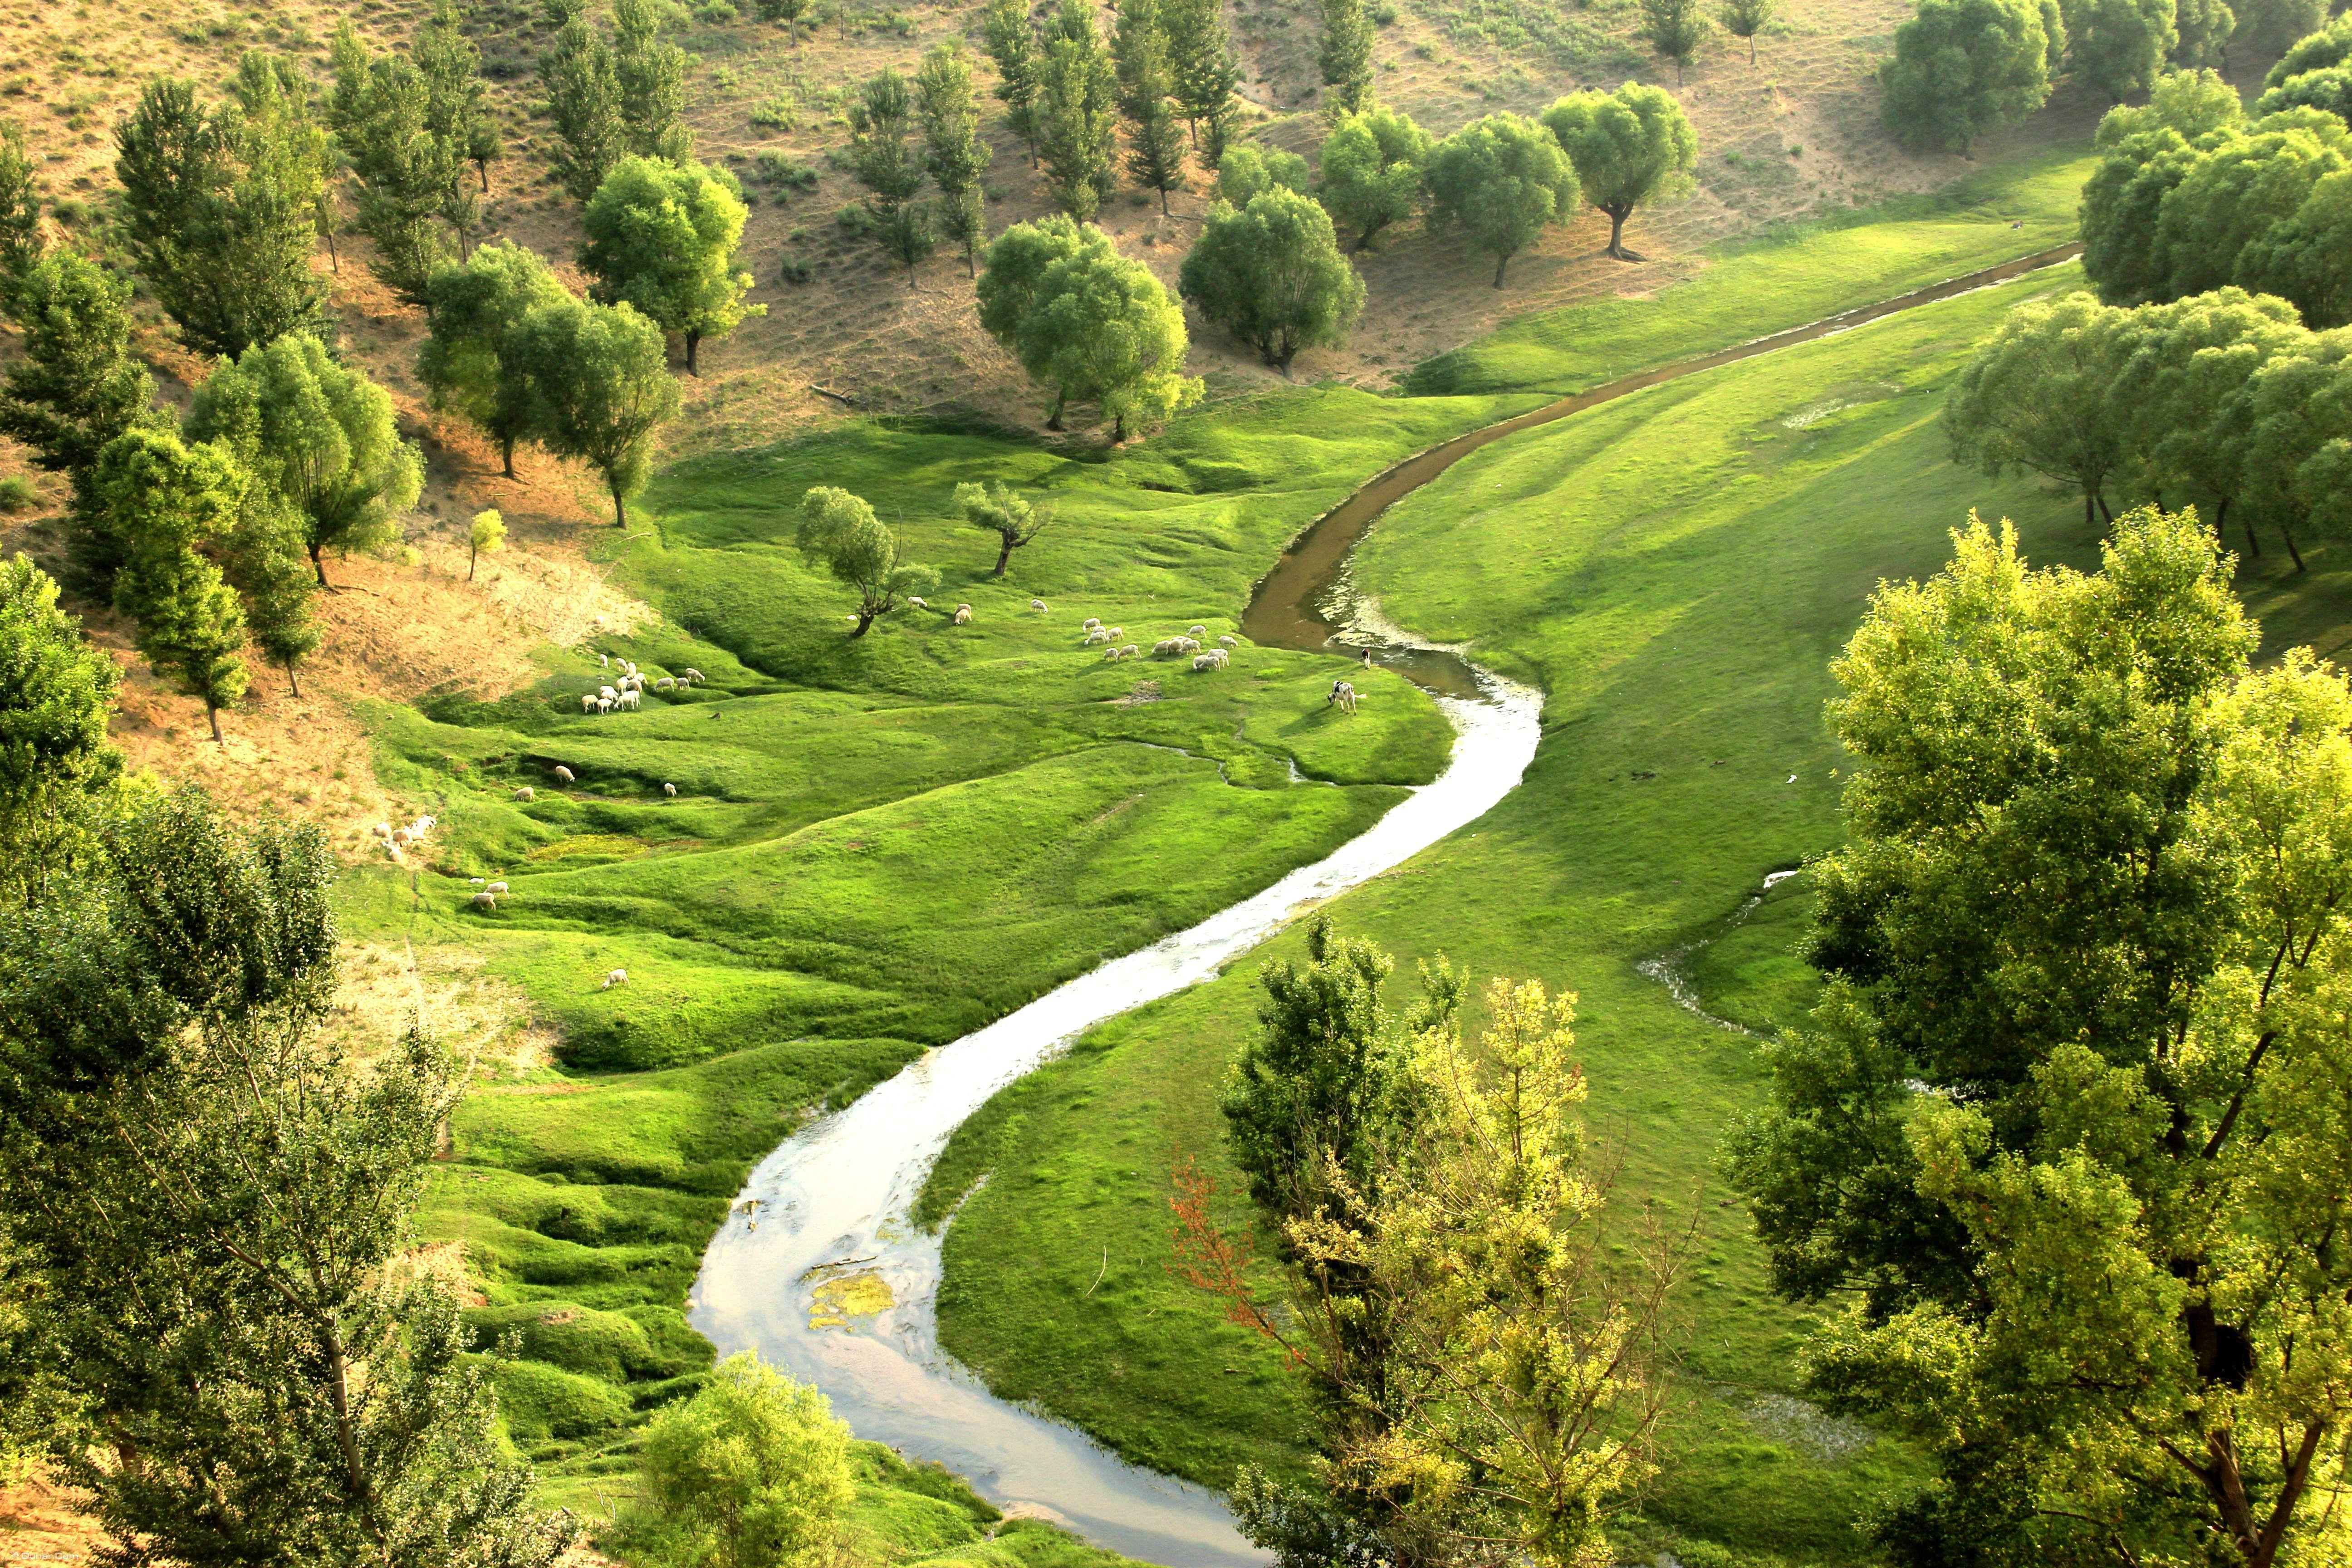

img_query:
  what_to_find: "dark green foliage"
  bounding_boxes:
[420,240,575,479]
[916,46,992,274]
[982,0,1044,161]
[1317,0,1375,114]
[613,0,690,160]
[1113,0,1188,214]
[2258,65,2352,123]
[1878,0,2061,154]
[539,18,627,201]
[1035,0,1120,220]
[2235,0,2326,53]
[420,0,503,194]
[1216,142,1310,205]
[2061,0,2177,102]
[1179,188,1366,371]
[0,556,121,907]
[756,0,816,43]
[113,75,326,358]
[975,216,1199,436]
[2266,11,2352,87]
[514,298,681,527]
[1719,0,1780,63]
[223,494,322,698]
[2169,0,2233,68]
[846,70,935,284]
[580,157,762,369]
[1317,106,1430,250]
[0,255,159,598]
[0,119,43,302]
[1165,0,1242,164]
[1639,0,1710,83]
[1541,81,1699,261]
[97,431,249,744]
[331,27,467,307]
[1420,112,1577,286]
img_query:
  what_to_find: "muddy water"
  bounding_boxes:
[689,241,2082,1568]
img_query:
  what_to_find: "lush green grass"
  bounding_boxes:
[1407,142,2100,397]
[342,387,1539,1488]
[916,264,2124,1563]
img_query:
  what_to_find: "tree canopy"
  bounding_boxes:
[1638,0,1710,83]
[795,485,939,636]
[1318,106,1430,251]
[514,297,680,528]
[1420,113,1577,286]
[916,44,991,274]
[1035,0,1121,220]
[1726,506,2352,1568]
[2059,0,2176,103]
[1318,0,1376,113]
[628,1356,853,1568]
[580,156,762,368]
[0,555,121,906]
[1719,0,1782,63]
[847,70,936,286]
[976,216,1201,438]
[419,240,575,479]
[96,429,250,744]
[1878,0,2062,154]
[1540,83,1698,261]
[1215,142,1312,205]
[1179,187,1366,372]
[954,479,1046,576]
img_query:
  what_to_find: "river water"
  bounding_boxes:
[687,241,2083,1568]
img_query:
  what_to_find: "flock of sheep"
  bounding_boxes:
[1069,611,1243,674]
[579,654,706,716]
[369,811,439,862]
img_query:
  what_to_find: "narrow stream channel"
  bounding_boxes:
[687,241,2084,1568]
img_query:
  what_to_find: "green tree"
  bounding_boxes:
[1166,0,1242,164]
[1216,142,1311,204]
[419,0,502,194]
[515,297,680,528]
[2267,11,2352,86]
[580,156,763,368]
[982,0,1044,163]
[331,40,467,307]
[539,17,626,201]
[2061,0,2177,100]
[0,789,578,1564]
[977,216,1202,437]
[1726,507,2352,1568]
[186,333,423,589]
[1318,0,1376,114]
[98,431,249,745]
[916,45,992,275]
[2233,325,2352,568]
[2094,64,2243,146]
[1541,82,1698,261]
[2235,0,2327,54]
[755,0,815,44]
[1878,0,2062,154]
[954,479,1046,576]
[0,119,44,302]
[468,507,506,580]
[113,76,326,358]
[1719,0,1780,63]
[614,0,690,159]
[1113,0,1189,214]
[2239,164,2352,327]
[2155,111,2351,302]
[1317,106,1430,250]
[795,485,939,636]
[1639,0,1710,83]
[419,240,573,479]
[0,255,160,598]
[1421,112,1578,287]
[223,492,321,697]
[1036,0,1120,220]
[238,51,338,281]
[2081,128,2207,304]
[2170,0,2234,68]
[0,555,120,906]
[2117,287,2303,554]
[1180,187,1365,372]
[628,1355,853,1568]
[846,71,936,286]
[1943,291,2141,527]
[2257,64,2352,124]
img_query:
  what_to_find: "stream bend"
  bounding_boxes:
[686,240,2084,1568]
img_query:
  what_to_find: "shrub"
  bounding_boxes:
[0,475,39,512]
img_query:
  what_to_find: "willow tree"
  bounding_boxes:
[1540,82,1698,261]
[795,486,938,636]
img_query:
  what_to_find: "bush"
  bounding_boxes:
[696,0,740,17]
[750,96,799,130]
[622,1356,856,1568]
[779,255,813,284]
[466,1302,659,1383]
[0,475,39,512]
[753,150,819,189]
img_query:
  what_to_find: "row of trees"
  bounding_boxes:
[1880,0,2328,154]
[2082,48,2352,329]
[539,0,691,201]
[1942,284,2349,566]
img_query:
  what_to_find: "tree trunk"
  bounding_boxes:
[2227,499,2259,558]
[286,661,303,698]
[1047,388,1067,431]
[325,227,339,274]
[610,479,628,529]
[993,535,1014,576]
[2084,489,2096,530]
[469,544,479,582]
[850,608,876,637]
[2283,521,2305,573]
[686,330,701,374]
[500,433,517,480]
[308,539,331,590]
[1159,186,1171,217]
[1493,250,1510,287]
[2096,488,2114,525]
[1607,206,1631,260]
[477,159,490,194]
[1749,33,1757,63]
[207,703,224,746]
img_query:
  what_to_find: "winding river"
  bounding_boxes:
[686,240,2085,1568]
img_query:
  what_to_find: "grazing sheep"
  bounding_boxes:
[1030,598,1047,612]
[1193,652,1220,672]
[470,892,495,910]
[369,822,392,838]
[600,968,628,990]
[595,696,613,715]
[623,661,637,676]
[656,676,676,691]
[554,765,576,783]
[617,689,641,710]
[1082,617,1102,631]
[953,606,973,625]
[1084,628,1112,645]
[1188,624,1206,638]
[599,653,608,668]
[1176,637,1201,655]
[485,881,509,895]
[1103,645,1127,662]
[383,842,404,862]
[1328,680,1358,715]
[513,787,535,802]
[1117,643,1138,659]
[470,877,485,885]
[416,815,437,831]
[907,597,927,609]
[1104,626,1123,641]
[1218,634,1240,648]
[682,667,704,684]
[599,685,619,701]
[391,828,415,848]
[1154,638,1182,656]
[581,693,598,713]
[663,782,677,798]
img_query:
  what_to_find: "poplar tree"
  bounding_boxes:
[579,157,763,367]
[755,0,815,44]
[1318,0,1376,114]
[1639,0,1710,84]
[419,241,573,478]
[1036,0,1120,220]
[331,35,466,307]
[418,0,501,195]
[845,71,935,286]
[1166,0,1242,164]
[185,334,423,590]
[98,431,249,746]
[0,255,159,598]
[540,18,626,201]
[1113,0,1188,214]
[0,119,44,302]
[0,555,121,907]
[514,298,679,529]
[916,45,992,276]
[1719,0,1780,63]
[614,0,690,159]
[223,495,320,699]
[982,0,1044,163]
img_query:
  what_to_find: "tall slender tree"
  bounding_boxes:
[98,430,250,746]
[1639,0,1710,83]
[0,555,121,908]
[1113,0,1189,213]
[613,0,690,160]
[0,119,44,302]
[1719,0,1780,62]
[846,71,935,286]
[916,45,992,275]
[222,492,321,698]
[1166,0,1242,164]
[331,43,466,307]
[418,0,501,195]
[1318,0,1376,114]
[982,0,1044,163]
[539,17,626,201]
[1036,0,1121,220]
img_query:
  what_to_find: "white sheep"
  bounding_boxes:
[554,765,576,784]
[1328,680,1358,715]
[391,827,415,848]
[1154,638,1182,657]
[1188,624,1207,638]
[369,822,392,838]
[1192,652,1220,672]
[600,968,628,990]
[513,786,535,801]
[953,605,973,625]
[682,668,704,684]
[599,653,609,668]
[623,661,638,676]
[581,693,598,713]
[470,877,485,885]
[1117,643,1138,660]
[907,596,927,609]
[1176,637,1201,655]
[1102,645,1125,662]
[656,676,676,691]
[662,782,677,798]
[1081,617,1102,631]
[1105,626,1123,641]
[470,892,495,910]
[1030,598,1047,612]
[1219,634,1240,648]
[617,689,641,710]
[599,684,619,701]
[595,696,613,715]
[415,815,437,831]
[1084,627,1112,645]
[485,881,509,895]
